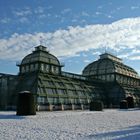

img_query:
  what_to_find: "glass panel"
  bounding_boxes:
[35,63,38,70]
[47,97,53,104]
[51,66,54,73]
[67,90,76,96]
[90,70,96,75]
[77,91,85,96]
[98,69,105,74]
[37,87,41,94]
[26,65,29,72]
[106,68,114,73]
[74,84,81,90]
[41,64,44,71]
[51,59,58,64]
[30,64,34,71]
[59,98,65,104]
[71,98,79,104]
[57,89,66,95]
[55,67,59,74]
[46,81,55,87]
[65,83,74,89]
[21,66,25,73]
[37,97,46,103]
[45,64,50,72]
[106,75,110,81]
[102,75,106,80]
[46,88,56,95]
[110,74,114,81]
[55,82,65,88]
[80,99,87,104]
[53,97,59,104]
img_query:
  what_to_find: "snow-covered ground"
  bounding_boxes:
[1,109,140,140]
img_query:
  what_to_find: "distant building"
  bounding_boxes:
[0,45,140,110]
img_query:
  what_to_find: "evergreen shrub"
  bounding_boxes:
[120,100,128,109]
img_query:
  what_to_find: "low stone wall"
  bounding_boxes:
[37,104,89,111]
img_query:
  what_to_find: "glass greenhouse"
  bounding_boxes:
[0,46,140,110]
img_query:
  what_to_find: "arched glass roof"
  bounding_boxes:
[83,53,139,78]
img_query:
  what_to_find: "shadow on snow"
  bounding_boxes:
[0,112,25,119]
[118,108,140,112]
[83,125,140,140]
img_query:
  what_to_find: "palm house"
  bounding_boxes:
[15,45,103,111]
[0,45,140,110]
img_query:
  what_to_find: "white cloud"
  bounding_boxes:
[0,18,11,24]
[39,14,46,19]
[19,17,29,23]
[107,15,113,18]
[118,53,130,59]
[97,6,103,9]
[95,12,101,15]
[13,7,32,17]
[131,6,139,10]
[72,19,78,23]
[61,8,71,14]
[84,60,91,63]
[117,6,124,10]
[92,52,101,56]
[131,49,140,54]
[34,6,44,14]
[81,12,89,17]
[82,53,88,57]
[129,56,140,60]
[1,17,140,61]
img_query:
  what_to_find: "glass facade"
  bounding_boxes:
[1,46,140,110]
[36,73,96,105]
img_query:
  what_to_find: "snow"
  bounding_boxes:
[1,109,140,140]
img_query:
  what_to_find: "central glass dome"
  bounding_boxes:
[21,45,60,66]
[18,45,62,74]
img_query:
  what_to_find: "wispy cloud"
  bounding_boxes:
[129,56,140,60]
[107,15,113,19]
[118,53,130,59]
[34,6,44,14]
[61,8,71,14]
[97,6,103,9]
[131,6,139,10]
[13,8,32,17]
[84,60,91,63]
[1,17,140,61]
[82,53,88,57]
[39,14,46,19]
[0,18,11,24]
[81,11,89,17]
[19,17,29,23]
[95,12,101,15]
[117,6,124,11]
[92,52,101,56]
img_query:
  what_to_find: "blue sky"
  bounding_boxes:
[1,0,140,74]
